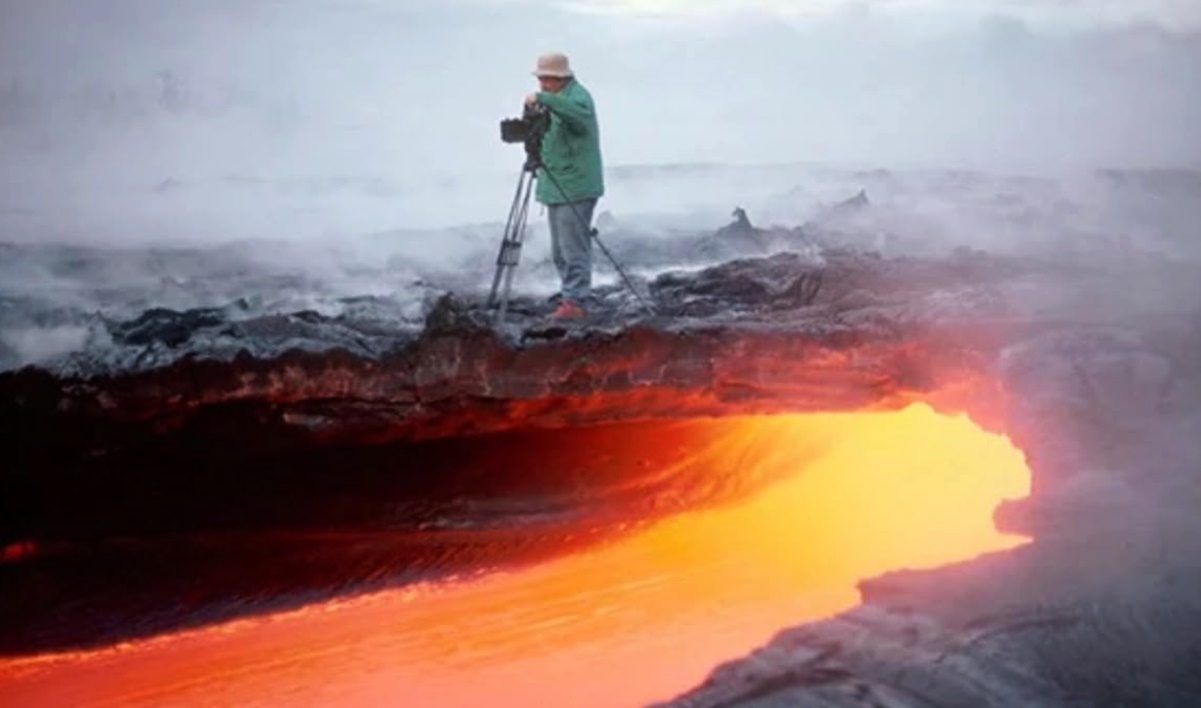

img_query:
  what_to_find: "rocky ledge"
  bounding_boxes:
[6,243,1182,462]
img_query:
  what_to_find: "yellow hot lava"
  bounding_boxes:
[0,403,1030,708]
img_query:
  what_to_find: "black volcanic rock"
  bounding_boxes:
[650,252,824,317]
[1,244,1193,467]
[424,292,490,336]
[109,306,231,347]
[0,246,1041,480]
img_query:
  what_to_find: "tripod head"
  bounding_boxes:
[500,103,550,172]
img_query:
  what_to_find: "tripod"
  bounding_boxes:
[486,156,540,327]
[487,157,655,327]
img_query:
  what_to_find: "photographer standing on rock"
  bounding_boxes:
[524,52,604,320]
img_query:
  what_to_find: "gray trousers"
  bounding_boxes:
[547,198,597,305]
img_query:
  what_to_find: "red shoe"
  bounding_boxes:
[551,301,587,320]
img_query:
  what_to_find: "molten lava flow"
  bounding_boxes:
[0,403,1030,708]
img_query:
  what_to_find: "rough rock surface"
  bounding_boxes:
[0,247,1016,464]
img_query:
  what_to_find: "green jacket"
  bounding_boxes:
[535,79,604,205]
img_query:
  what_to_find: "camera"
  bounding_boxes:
[500,103,550,166]
[500,103,550,144]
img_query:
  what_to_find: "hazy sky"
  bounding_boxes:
[563,0,1201,29]
[1,0,1199,183]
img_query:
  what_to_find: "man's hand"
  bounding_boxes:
[524,93,539,107]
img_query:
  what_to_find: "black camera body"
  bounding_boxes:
[500,103,550,168]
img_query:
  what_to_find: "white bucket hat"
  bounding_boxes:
[533,52,574,79]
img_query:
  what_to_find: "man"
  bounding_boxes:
[524,52,604,320]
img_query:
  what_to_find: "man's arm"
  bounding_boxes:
[537,91,593,132]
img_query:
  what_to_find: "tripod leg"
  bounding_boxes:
[591,227,655,316]
[488,170,533,308]
[494,170,536,326]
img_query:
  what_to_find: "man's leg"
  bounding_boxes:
[554,198,597,306]
[548,205,568,287]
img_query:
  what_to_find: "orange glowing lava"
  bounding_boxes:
[0,403,1030,708]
